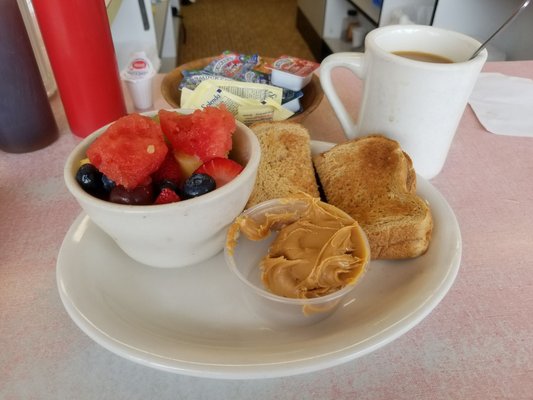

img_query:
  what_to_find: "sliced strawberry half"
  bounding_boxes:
[154,187,181,205]
[194,157,244,188]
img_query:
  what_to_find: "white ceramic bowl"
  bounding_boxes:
[64,110,261,268]
[225,198,370,326]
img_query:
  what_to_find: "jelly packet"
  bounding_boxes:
[179,71,233,91]
[271,55,319,77]
[203,51,259,79]
[270,55,319,91]
[236,69,271,85]
[178,69,270,91]
[178,69,271,90]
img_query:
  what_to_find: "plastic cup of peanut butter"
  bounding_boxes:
[224,195,370,327]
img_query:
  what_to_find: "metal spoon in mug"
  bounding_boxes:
[469,0,531,60]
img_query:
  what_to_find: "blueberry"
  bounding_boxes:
[182,173,216,199]
[76,164,105,198]
[101,174,116,193]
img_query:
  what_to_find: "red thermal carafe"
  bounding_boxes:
[32,0,127,138]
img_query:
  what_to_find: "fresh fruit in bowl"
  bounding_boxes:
[64,107,261,268]
[75,107,247,206]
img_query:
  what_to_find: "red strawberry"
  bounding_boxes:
[154,187,181,204]
[158,106,236,163]
[194,157,243,188]
[152,151,183,186]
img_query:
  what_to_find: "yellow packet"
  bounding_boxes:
[261,98,294,121]
[237,105,274,125]
[208,79,283,104]
[180,87,194,108]
[186,81,293,123]
[187,80,245,114]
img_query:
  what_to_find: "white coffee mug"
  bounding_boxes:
[320,25,487,179]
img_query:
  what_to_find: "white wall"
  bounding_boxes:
[297,0,327,35]
[432,0,533,60]
[110,0,160,71]
[380,0,436,26]
[300,0,533,60]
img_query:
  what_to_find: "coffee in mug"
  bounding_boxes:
[392,51,453,63]
[320,25,487,179]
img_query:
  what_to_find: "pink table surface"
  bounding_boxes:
[1,61,532,399]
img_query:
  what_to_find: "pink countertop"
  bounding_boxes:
[1,61,532,399]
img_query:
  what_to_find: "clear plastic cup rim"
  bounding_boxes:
[223,198,370,306]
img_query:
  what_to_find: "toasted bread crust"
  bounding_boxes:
[246,122,320,208]
[313,135,433,259]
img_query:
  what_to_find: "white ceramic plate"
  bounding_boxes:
[56,141,461,379]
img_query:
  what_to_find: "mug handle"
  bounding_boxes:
[319,52,366,139]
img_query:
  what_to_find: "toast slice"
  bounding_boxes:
[246,122,320,208]
[313,135,433,259]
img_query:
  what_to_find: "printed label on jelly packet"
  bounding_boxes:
[203,52,259,78]
[236,69,271,85]
[179,72,233,91]
[272,56,319,77]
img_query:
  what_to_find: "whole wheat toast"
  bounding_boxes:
[246,122,320,208]
[313,135,433,259]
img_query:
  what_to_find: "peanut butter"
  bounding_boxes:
[227,194,369,299]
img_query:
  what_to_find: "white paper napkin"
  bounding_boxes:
[468,72,533,137]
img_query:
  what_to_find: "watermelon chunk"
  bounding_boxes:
[87,114,168,189]
[158,106,236,162]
